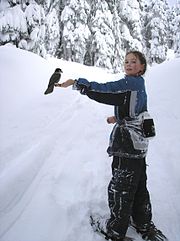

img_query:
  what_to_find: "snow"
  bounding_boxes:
[0,45,180,241]
[0,5,27,34]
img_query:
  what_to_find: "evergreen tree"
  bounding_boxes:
[44,8,60,56]
[0,0,179,71]
[111,4,124,73]
[143,0,169,64]
[0,0,61,57]
[87,0,143,72]
[89,0,115,70]
[23,1,46,57]
[0,3,28,47]
[60,0,91,63]
[117,0,142,51]
[43,0,60,56]
[111,0,143,72]
[166,4,175,49]
[172,1,180,57]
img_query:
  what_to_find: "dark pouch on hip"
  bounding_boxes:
[142,118,156,138]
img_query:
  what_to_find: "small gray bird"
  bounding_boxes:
[44,68,63,95]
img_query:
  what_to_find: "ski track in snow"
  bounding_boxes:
[0,46,180,241]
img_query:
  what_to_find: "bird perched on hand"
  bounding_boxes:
[44,68,63,95]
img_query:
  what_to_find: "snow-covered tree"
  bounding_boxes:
[0,0,61,57]
[109,0,143,72]
[0,1,46,56]
[44,4,60,56]
[172,1,180,57]
[166,4,175,49]
[88,0,143,72]
[60,0,91,63]
[0,4,28,47]
[111,6,125,73]
[117,0,143,51]
[143,0,169,64]
[0,0,179,70]
[22,1,46,56]
[89,0,115,70]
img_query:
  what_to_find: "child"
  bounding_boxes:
[55,51,167,241]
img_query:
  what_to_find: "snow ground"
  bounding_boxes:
[0,45,180,241]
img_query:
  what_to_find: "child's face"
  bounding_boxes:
[124,53,145,76]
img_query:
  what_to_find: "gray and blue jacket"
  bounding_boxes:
[74,75,149,159]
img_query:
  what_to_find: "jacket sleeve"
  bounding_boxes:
[73,77,143,106]
[86,90,131,106]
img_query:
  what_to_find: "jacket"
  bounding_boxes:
[74,75,149,159]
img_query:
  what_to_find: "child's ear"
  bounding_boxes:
[141,64,145,71]
[137,71,143,76]
[139,64,145,75]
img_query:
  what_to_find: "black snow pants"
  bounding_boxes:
[107,156,152,238]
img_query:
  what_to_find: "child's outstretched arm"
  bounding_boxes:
[54,78,134,108]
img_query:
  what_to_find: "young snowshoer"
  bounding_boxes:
[55,51,168,241]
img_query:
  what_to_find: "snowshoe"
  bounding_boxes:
[131,221,168,241]
[90,214,134,241]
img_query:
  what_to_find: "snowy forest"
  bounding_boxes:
[0,0,180,72]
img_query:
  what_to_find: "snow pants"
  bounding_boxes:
[107,156,152,238]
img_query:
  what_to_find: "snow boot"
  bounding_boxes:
[132,221,168,241]
[90,214,134,241]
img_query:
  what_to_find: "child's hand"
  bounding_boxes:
[107,116,117,124]
[55,79,75,88]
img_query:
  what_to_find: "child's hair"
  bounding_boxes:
[126,50,147,75]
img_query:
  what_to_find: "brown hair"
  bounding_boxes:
[126,50,147,75]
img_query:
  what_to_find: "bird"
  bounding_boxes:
[44,68,63,95]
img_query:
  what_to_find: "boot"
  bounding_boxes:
[132,221,168,241]
[90,214,133,241]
